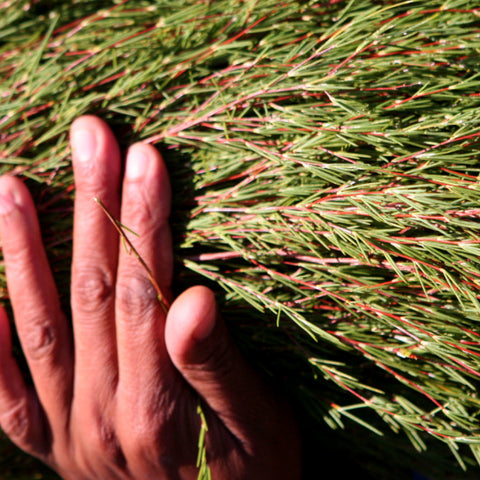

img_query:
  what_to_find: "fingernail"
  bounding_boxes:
[0,190,16,216]
[71,128,97,163]
[126,146,150,180]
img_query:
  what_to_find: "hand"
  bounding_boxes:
[0,116,301,479]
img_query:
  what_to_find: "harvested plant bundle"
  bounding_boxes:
[1,1,480,478]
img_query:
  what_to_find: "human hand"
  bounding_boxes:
[0,116,301,479]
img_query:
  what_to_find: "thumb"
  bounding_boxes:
[165,286,285,447]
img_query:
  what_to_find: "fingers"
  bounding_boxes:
[115,143,175,398]
[0,176,72,435]
[70,116,122,389]
[165,287,257,439]
[0,305,46,456]
[165,286,301,462]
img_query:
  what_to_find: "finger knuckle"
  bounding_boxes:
[97,422,126,468]
[0,401,35,449]
[116,272,158,321]
[124,195,159,226]
[4,243,34,271]
[72,265,114,316]
[21,315,59,361]
[81,418,126,471]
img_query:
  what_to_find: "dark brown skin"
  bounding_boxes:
[0,116,301,479]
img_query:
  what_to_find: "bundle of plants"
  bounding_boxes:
[2,1,480,478]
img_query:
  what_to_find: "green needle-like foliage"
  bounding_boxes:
[2,1,480,478]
